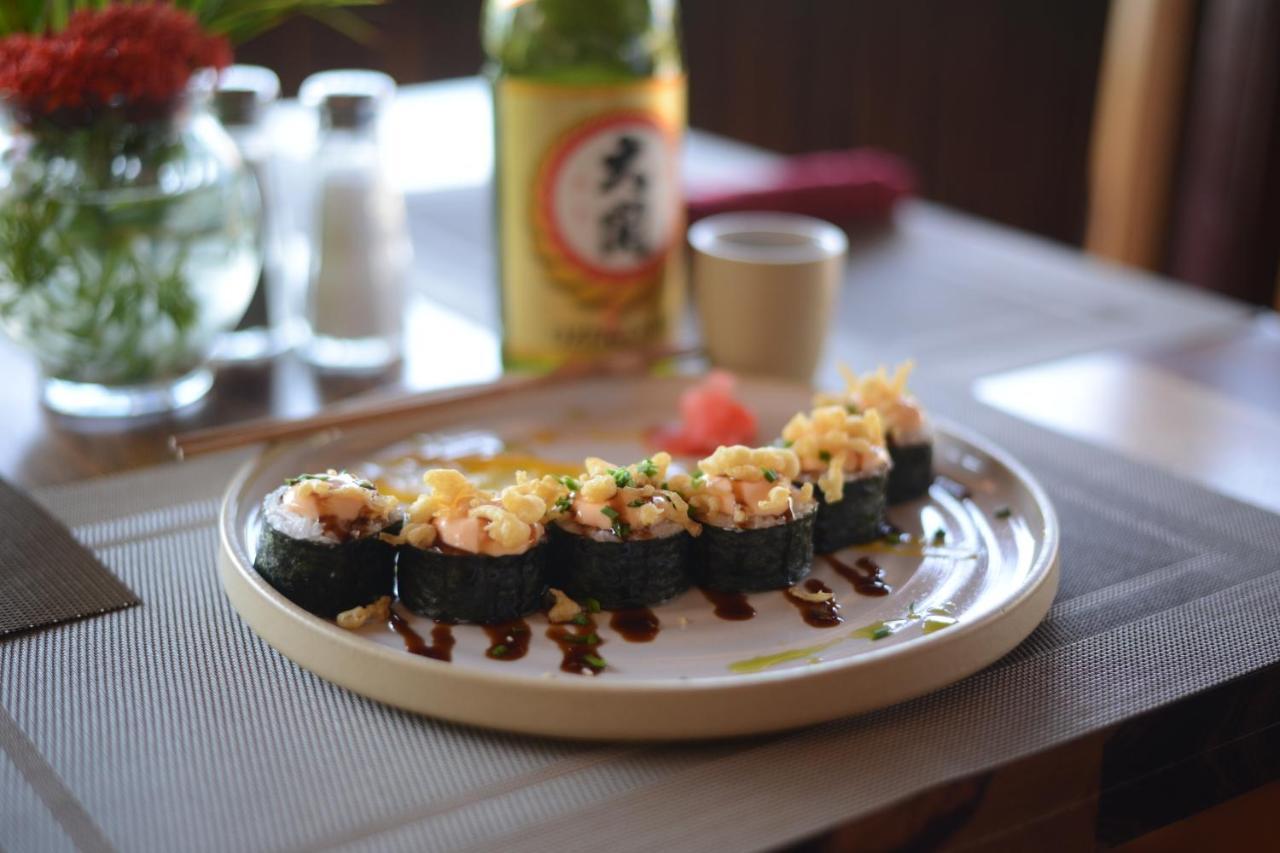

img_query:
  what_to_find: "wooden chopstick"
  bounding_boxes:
[169,345,700,459]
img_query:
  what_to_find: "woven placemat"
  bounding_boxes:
[1,403,1278,853]
[0,477,138,639]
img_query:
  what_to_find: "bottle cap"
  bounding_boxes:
[299,70,396,131]
[214,65,281,127]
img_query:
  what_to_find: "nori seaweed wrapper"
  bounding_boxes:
[397,542,548,624]
[254,517,397,618]
[696,509,817,592]
[547,524,693,609]
[887,440,933,504]
[812,472,888,553]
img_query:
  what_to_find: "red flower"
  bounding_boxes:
[0,3,231,125]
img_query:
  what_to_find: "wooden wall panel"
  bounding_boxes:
[681,0,1112,245]
[1166,0,1280,306]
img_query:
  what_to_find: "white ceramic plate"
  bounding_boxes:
[219,376,1058,740]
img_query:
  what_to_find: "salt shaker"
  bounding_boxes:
[213,64,286,361]
[297,70,410,371]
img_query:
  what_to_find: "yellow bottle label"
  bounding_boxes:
[495,76,687,367]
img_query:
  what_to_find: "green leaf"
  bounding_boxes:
[582,654,607,670]
[762,468,777,483]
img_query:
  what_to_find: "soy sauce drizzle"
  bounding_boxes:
[822,554,892,596]
[388,612,455,662]
[609,607,660,642]
[546,614,607,675]
[702,588,756,621]
[483,619,531,660]
[785,578,843,628]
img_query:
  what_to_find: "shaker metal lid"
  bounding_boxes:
[299,69,396,131]
[215,65,281,127]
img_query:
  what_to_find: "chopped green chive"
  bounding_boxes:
[583,654,607,670]
[614,521,632,539]
[559,475,580,491]
[762,468,778,483]
[995,506,1013,519]
[285,473,328,485]
[553,495,572,514]
[564,633,600,645]
[870,625,892,640]
[571,613,589,626]
[660,481,669,490]
[782,438,794,448]
[586,598,602,613]
[637,458,658,477]
[600,506,619,520]
[691,468,705,481]
[489,644,508,657]
[610,468,632,488]
[845,403,859,414]
[931,529,946,545]
[818,450,832,462]
[628,499,646,507]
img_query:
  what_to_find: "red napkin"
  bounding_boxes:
[685,148,916,225]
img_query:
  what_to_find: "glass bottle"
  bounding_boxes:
[298,70,410,372]
[482,0,686,370]
[214,64,286,362]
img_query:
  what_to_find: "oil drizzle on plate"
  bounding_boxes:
[822,554,892,596]
[483,619,531,660]
[609,607,660,642]
[784,579,843,627]
[728,603,961,673]
[389,612,455,662]
[728,639,843,674]
[702,588,756,620]
[547,614,607,675]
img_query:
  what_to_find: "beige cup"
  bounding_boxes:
[689,212,847,382]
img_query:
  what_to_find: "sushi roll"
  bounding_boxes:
[781,406,892,553]
[549,453,701,609]
[255,470,400,618]
[394,469,558,624]
[685,445,818,592]
[816,361,933,504]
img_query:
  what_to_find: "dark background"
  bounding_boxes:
[239,0,1280,306]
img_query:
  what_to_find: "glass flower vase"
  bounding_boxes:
[0,82,261,417]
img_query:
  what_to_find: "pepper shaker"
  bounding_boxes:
[214,64,286,362]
